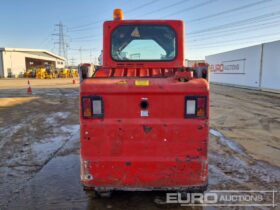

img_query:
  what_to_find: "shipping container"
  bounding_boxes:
[206,40,280,92]
[261,41,280,92]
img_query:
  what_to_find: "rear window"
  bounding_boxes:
[111,25,176,61]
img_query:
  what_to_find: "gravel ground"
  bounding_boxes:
[0,79,279,210]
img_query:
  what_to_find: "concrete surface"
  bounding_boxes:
[0,79,279,209]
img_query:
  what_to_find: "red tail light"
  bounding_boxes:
[82,97,92,118]
[185,96,207,118]
[82,96,104,118]
[197,97,206,117]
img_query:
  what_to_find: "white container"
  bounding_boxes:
[261,41,280,92]
[206,45,262,88]
[206,40,280,92]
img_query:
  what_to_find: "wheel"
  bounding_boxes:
[83,186,113,198]
[96,190,112,198]
[83,186,98,198]
[179,183,208,201]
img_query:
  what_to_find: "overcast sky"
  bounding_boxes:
[0,0,279,64]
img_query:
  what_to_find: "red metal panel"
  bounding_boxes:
[163,69,175,77]
[81,78,209,94]
[95,69,112,77]
[113,68,125,77]
[80,78,209,189]
[151,68,162,77]
[127,68,137,77]
[80,118,208,188]
[139,68,149,77]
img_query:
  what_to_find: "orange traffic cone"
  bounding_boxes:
[73,79,76,84]
[27,84,32,94]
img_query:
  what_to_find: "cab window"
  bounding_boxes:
[111,25,176,61]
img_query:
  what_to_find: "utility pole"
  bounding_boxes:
[69,57,76,66]
[53,22,68,65]
[94,57,98,65]
[79,47,83,64]
[69,48,96,64]
[75,48,90,64]
[89,50,93,64]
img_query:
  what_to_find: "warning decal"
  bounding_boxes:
[131,27,140,37]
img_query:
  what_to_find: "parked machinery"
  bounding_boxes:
[35,68,46,79]
[44,65,58,79]
[80,9,209,196]
[192,63,209,80]
[23,69,35,78]
[58,68,71,78]
[23,66,79,79]
[70,68,79,78]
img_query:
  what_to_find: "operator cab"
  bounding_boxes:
[98,9,186,73]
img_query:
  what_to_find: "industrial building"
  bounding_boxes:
[0,48,65,78]
[206,40,280,92]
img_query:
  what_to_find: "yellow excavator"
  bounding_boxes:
[35,68,46,79]
[58,68,71,78]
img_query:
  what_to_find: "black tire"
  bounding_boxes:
[83,186,98,198]
[96,191,112,198]
[180,183,208,195]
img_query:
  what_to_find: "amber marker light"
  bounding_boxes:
[113,8,124,20]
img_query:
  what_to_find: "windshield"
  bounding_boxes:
[111,25,176,61]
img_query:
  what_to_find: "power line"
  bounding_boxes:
[192,1,280,24]
[39,34,52,47]
[68,20,101,30]
[69,58,76,66]
[70,39,102,43]
[188,37,278,51]
[67,26,101,32]
[188,33,280,49]
[188,31,280,47]
[187,10,280,35]
[68,0,160,31]
[66,0,277,33]
[188,19,280,41]
[188,16,280,37]
[131,0,190,17]
[70,35,102,40]
[188,0,272,23]
[67,0,210,32]
[69,48,96,51]
[125,0,161,14]
[162,0,219,18]
[68,0,161,31]
[74,47,85,64]
[69,48,96,63]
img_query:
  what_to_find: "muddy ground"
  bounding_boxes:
[0,79,279,210]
